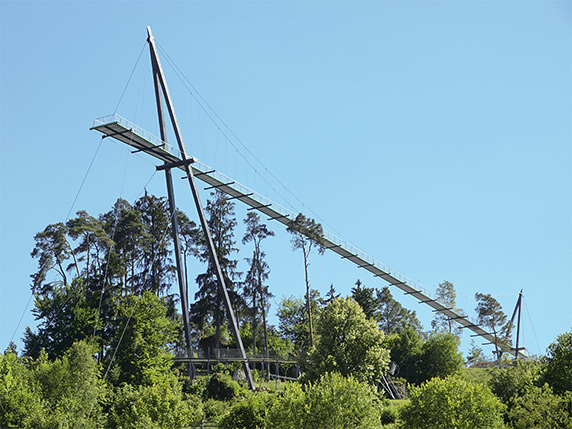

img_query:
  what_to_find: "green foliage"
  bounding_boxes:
[218,392,275,429]
[108,372,200,429]
[488,359,543,405]
[506,385,572,429]
[191,191,243,346]
[108,291,177,386]
[416,332,463,383]
[400,376,505,429]
[384,328,462,385]
[0,348,46,427]
[431,280,461,336]
[475,293,512,362]
[375,286,422,335]
[462,367,493,385]
[207,372,245,401]
[379,401,401,426]
[302,297,390,384]
[287,213,325,348]
[203,397,232,421]
[0,341,106,428]
[277,291,321,353]
[24,278,97,359]
[267,372,382,429]
[32,341,105,427]
[541,328,572,394]
[383,325,423,383]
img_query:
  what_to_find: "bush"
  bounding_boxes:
[107,373,200,428]
[267,372,382,428]
[203,398,232,422]
[506,384,572,429]
[207,372,244,400]
[488,359,542,405]
[379,404,400,425]
[218,392,275,429]
[400,375,505,429]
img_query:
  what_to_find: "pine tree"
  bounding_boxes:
[475,293,512,364]
[431,280,462,336]
[242,212,274,356]
[287,213,325,348]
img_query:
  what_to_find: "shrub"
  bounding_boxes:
[400,375,505,429]
[207,372,244,400]
[267,372,382,428]
[107,373,199,428]
[506,384,572,429]
[488,359,542,405]
[218,392,275,429]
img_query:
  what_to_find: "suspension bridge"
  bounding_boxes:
[91,26,526,389]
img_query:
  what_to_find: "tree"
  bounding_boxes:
[66,210,113,289]
[30,341,106,427]
[134,193,175,295]
[24,278,97,359]
[506,385,572,429]
[432,280,461,336]
[277,291,321,354]
[242,212,274,357]
[488,359,543,405]
[266,372,382,429]
[107,291,177,386]
[475,293,512,363]
[383,325,424,384]
[320,283,339,307]
[0,347,46,427]
[416,332,463,383]
[351,279,378,320]
[400,376,505,429]
[190,191,243,346]
[541,328,572,395]
[176,210,200,294]
[376,286,422,334]
[30,222,78,293]
[302,297,390,383]
[287,213,325,348]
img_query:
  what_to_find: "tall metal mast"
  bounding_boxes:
[509,289,524,359]
[146,26,255,389]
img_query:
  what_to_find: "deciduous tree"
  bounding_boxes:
[302,297,390,383]
[542,328,572,395]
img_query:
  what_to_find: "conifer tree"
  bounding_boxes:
[190,191,243,346]
[242,212,274,356]
[287,213,325,348]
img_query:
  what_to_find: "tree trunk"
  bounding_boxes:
[303,245,314,348]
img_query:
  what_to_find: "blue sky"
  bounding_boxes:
[1,1,570,359]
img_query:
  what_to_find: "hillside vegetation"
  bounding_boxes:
[2,193,571,428]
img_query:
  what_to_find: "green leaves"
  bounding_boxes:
[266,373,382,429]
[542,328,572,395]
[302,297,390,384]
[400,376,506,429]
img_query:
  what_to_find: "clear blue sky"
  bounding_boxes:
[1,1,570,360]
